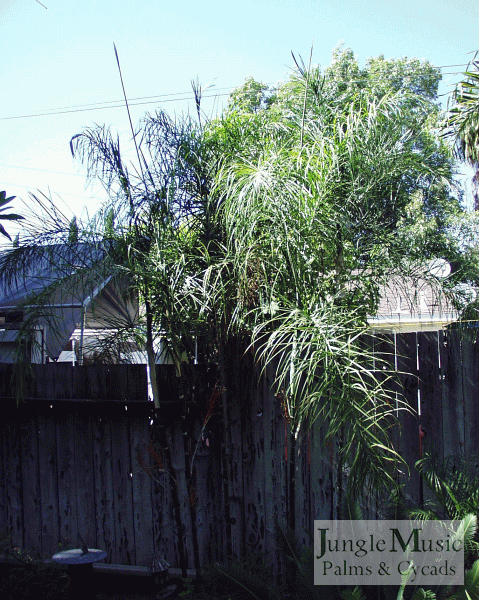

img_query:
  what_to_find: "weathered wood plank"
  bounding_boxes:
[0,413,6,533]
[185,366,222,568]
[51,363,74,399]
[146,420,177,568]
[72,410,96,551]
[294,425,310,546]
[441,330,465,459]
[110,407,135,564]
[242,356,266,558]
[2,410,23,548]
[168,420,194,568]
[130,413,154,566]
[461,329,479,462]
[371,333,397,518]
[37,408,60,557]
[125,365,148,402]
[0,363,14,396]
[190,418,214,566]
[418,331,443,463]
[395,332,421,506]
[310,411,332,521]
[21,410,43,553]
[193,410,224,566]
[262,359,284,581]
[92,412,116,563]
[226,356,245,561]
[57,411,79,551]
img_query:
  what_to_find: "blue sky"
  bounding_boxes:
[1,0,478,230]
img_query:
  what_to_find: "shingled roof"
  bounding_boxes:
[368,275,458,332]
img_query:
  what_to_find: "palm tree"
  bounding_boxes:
[205,53,463,494]
[444,55,479,208]
[0,191,24,240]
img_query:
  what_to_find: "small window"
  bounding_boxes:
[0,311,25,324]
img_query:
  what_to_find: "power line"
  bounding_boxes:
[0,181,103,201]
[1,66,474,124]
[0,164,85,178]
[0,92,231,122]
[435,63,469,68]
[32,89,215,114]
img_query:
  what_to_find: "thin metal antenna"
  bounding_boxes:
[113,43,147,196]
[35,0,48,8]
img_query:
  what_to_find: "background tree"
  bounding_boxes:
[444,54,479,209]
[203,44,479,492]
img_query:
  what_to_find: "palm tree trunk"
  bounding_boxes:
[145,292,189,577]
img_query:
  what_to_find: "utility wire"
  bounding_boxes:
[0,181,103,201]
[0,164,85,177]
[0,93,231,122]
[1,65,474,123]
[31,88,233,114]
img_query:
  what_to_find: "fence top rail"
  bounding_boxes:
[0,362,217,403]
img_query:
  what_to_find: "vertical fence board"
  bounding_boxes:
[242,361,266,558]
[37,409,60,557]
[296,426,311,545]
[130,412,154,566]
[227,359,245,561]
[169,420,194,568]
[110,407,134,564]
[57,411,79,550]
[262,361,281,578]
[201,418,224,565]
[125,365,148,402]
[418,331,443,464]
[462,330,479,462]
[73,410,96,551]
[270,364,288,532]
[191,417,212,566]
[52,364,74,400]
[0,409,6,533]
[92,413,116,562]
[148,427,175,568]
[2,410,23,548]
[395,332,421,506]
[310,415,332,521]
[441,330,465,459]
[21,411,43,553]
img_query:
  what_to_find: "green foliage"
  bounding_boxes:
[340,587,367,600]
[443,54,479,209]
[0,190,24,241]
[205,43,473,491]
[228,77,273,113]
[445,56,479,168]
[200,553,282,600]
[67,216,79,243]
[410,588,437,600]
[412,454,479,520]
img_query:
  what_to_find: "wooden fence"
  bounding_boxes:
[1,329,479,573]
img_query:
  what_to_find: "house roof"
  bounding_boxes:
[368,275,459,332]
[0,242,121,359]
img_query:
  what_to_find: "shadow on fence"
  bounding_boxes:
[1,329,479,572]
